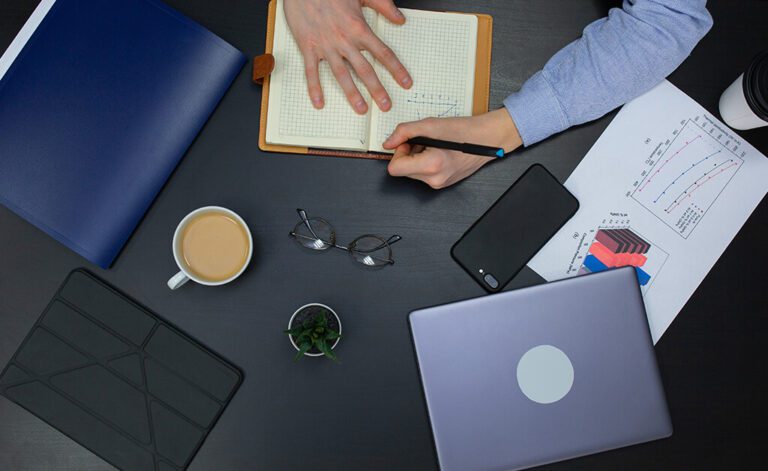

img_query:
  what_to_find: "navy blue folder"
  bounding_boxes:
[0,0,245,268]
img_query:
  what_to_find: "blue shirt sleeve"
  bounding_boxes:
[503,0,713,146]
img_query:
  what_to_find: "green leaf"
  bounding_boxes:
[318,312,329,327]
[325,331,341,341]
[317,338,338,362]
[325,347,338,362]
[285,326,303,336]
[316,338,328,355]
[294,342,312,361]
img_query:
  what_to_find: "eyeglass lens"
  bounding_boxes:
[349,235,393,267]
[292,218,335,251]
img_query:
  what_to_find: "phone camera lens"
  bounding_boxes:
[483,273,499,289]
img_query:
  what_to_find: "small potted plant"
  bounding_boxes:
[285,303,342,361]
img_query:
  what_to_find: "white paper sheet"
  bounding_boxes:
[528,81,768,343]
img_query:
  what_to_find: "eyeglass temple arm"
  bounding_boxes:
[290,232,347,251]
[296,208,323,241]
[364,235,402,253]
[386,235,402,245]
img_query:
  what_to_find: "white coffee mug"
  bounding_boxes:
[167,206,253,290]
[719,51,768,131]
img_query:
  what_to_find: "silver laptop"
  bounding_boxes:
[410,267,672,471]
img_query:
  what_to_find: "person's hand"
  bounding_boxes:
[283,0,413,115]
[383,109,523,189]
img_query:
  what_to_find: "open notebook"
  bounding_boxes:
[263,0,482,155]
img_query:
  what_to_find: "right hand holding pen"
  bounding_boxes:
[283,0,413,114]
[383,110,523,189]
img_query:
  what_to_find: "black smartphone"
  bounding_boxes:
[451,164,579,292]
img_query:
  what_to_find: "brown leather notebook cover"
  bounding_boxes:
[256,0,493,160]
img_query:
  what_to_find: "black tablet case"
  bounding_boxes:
[0,269,243,471]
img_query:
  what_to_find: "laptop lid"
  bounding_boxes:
[409,267,672,471]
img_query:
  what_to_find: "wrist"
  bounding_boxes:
[477,109,522,153]
[487,108,523,152]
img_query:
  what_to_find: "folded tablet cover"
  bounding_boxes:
[0,269,243,471]
[0,0,246,268]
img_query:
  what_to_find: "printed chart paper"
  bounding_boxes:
[528,81,768,343]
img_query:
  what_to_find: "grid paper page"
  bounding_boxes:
[368,10,477,153]
[265,0,374,150]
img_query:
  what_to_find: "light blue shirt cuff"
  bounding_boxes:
[503,71,569,147]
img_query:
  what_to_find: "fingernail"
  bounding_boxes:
[380,97,390,109]
[396,10,405,19]
[355,100,367,113]
[401,76,412,87]
[312,97,323,108]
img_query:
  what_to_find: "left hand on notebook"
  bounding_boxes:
[383,109,523,189]
[283,0,413,114]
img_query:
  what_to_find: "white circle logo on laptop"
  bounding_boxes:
[516,345,574,404]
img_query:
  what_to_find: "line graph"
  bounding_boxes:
[637,135,702,193]
[406,92,460,120]
[631,119,743,238]
[664,160,739,213]
[652,149,721,202]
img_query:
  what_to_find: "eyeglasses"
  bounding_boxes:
[289,209,402,267]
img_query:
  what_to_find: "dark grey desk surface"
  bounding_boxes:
[1,1,766,470]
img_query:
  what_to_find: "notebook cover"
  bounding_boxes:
[0,0,246,268]
[0,269,243,471]
[258,0,493,159]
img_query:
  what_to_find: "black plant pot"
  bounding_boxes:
[287,303,342,357]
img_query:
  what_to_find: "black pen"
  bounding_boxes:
[407,137,506,158]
